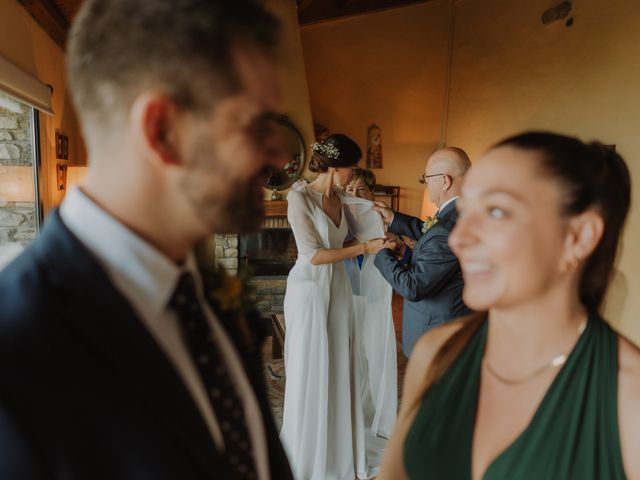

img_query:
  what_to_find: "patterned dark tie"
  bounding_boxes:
[169,272,258,480]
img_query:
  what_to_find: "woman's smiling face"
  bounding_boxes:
[449,145,573,311]
[346,178,375,201]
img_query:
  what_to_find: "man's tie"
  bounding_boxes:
[170,272,258,480]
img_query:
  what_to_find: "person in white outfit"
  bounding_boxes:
[281,134,386,480]
[345,169,398,440]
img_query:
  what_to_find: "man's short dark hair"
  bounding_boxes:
[67,0,280,128]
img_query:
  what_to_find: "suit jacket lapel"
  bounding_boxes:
[411,200,458,263]
[435,199,457,221]
[37,213,227,479]
[201,272,264,385]
[436,199,459,230]
[201,273,291,478]
[203,279,275,433]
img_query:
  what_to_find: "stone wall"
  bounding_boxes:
[0,202,36,246]
[0,102,33,167]
[213,233,239,275]
[249,277,287,317]
[213,230,289,318]
[1,95,37,261]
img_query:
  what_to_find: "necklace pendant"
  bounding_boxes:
[550,355,567,368]
[484,318,587,386]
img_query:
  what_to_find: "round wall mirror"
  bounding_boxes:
[264,115,306,194]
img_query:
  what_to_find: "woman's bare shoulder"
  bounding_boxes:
[617,334,640,480]
[618,334,640,398]
[410,319,467,369]
[398,319,468,421]
[618,331,640,363]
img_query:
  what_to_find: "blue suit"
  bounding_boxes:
[0,211,293,480]
[374,201,470,357]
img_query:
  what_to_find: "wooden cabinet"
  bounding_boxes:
[373,185,399,211]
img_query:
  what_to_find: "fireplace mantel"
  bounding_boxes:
[264,200,287,217]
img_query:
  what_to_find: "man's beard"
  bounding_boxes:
[181,140,268,234]
[210,177,266,234]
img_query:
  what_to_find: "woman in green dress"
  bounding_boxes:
[380,132,640,479]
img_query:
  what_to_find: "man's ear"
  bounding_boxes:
[564,210,605,263]
[129,92,181,167]
[443,173,453,191]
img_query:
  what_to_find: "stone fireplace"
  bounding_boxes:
[213,200,292,318]
[240,221,296,276]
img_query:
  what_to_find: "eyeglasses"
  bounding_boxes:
[419,173,451,185]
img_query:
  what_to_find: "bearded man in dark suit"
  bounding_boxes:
[0,1,293,479]
[374,148,472,357]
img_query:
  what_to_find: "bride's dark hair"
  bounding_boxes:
[309,133,362,173]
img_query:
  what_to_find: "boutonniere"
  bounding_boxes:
[206,265,257,350]
[421,216,439,233]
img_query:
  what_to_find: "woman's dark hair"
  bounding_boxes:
[496,131,631,311]
[408,131,632,415]
[309,133,362,173]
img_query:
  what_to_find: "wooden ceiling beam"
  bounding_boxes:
[18,0,70,49]
[335,0,357,8]
[300,0,433,25]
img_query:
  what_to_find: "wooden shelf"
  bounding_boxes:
[373,185,399,211]
[263,186,399,218]
[264,200,288,217]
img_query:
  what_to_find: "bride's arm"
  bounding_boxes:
[288,191,387,266]
[310,239,384,266]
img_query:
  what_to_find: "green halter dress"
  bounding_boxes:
[404,313,627,479]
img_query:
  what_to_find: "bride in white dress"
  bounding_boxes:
[281,134,386,480]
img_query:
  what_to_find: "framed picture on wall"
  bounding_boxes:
[366,124,382,168]
[56,132,68,160]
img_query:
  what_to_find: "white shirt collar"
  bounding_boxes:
[59,187,197,318]
[438,195,459,215]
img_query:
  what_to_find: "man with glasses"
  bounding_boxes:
[374,147,472,357]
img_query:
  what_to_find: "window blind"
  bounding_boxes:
[0,55,53,115]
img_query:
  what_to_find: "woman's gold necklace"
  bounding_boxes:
[483,319,587,385]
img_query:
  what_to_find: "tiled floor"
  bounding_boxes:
[263,293,407,430]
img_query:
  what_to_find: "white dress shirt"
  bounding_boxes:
[59,187,269,480]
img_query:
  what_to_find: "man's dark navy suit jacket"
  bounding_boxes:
[0,211,293,480]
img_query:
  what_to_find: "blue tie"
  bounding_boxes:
[356,254,364,270]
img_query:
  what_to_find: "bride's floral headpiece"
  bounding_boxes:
[311,134,362,168]
[311,139,340,161]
